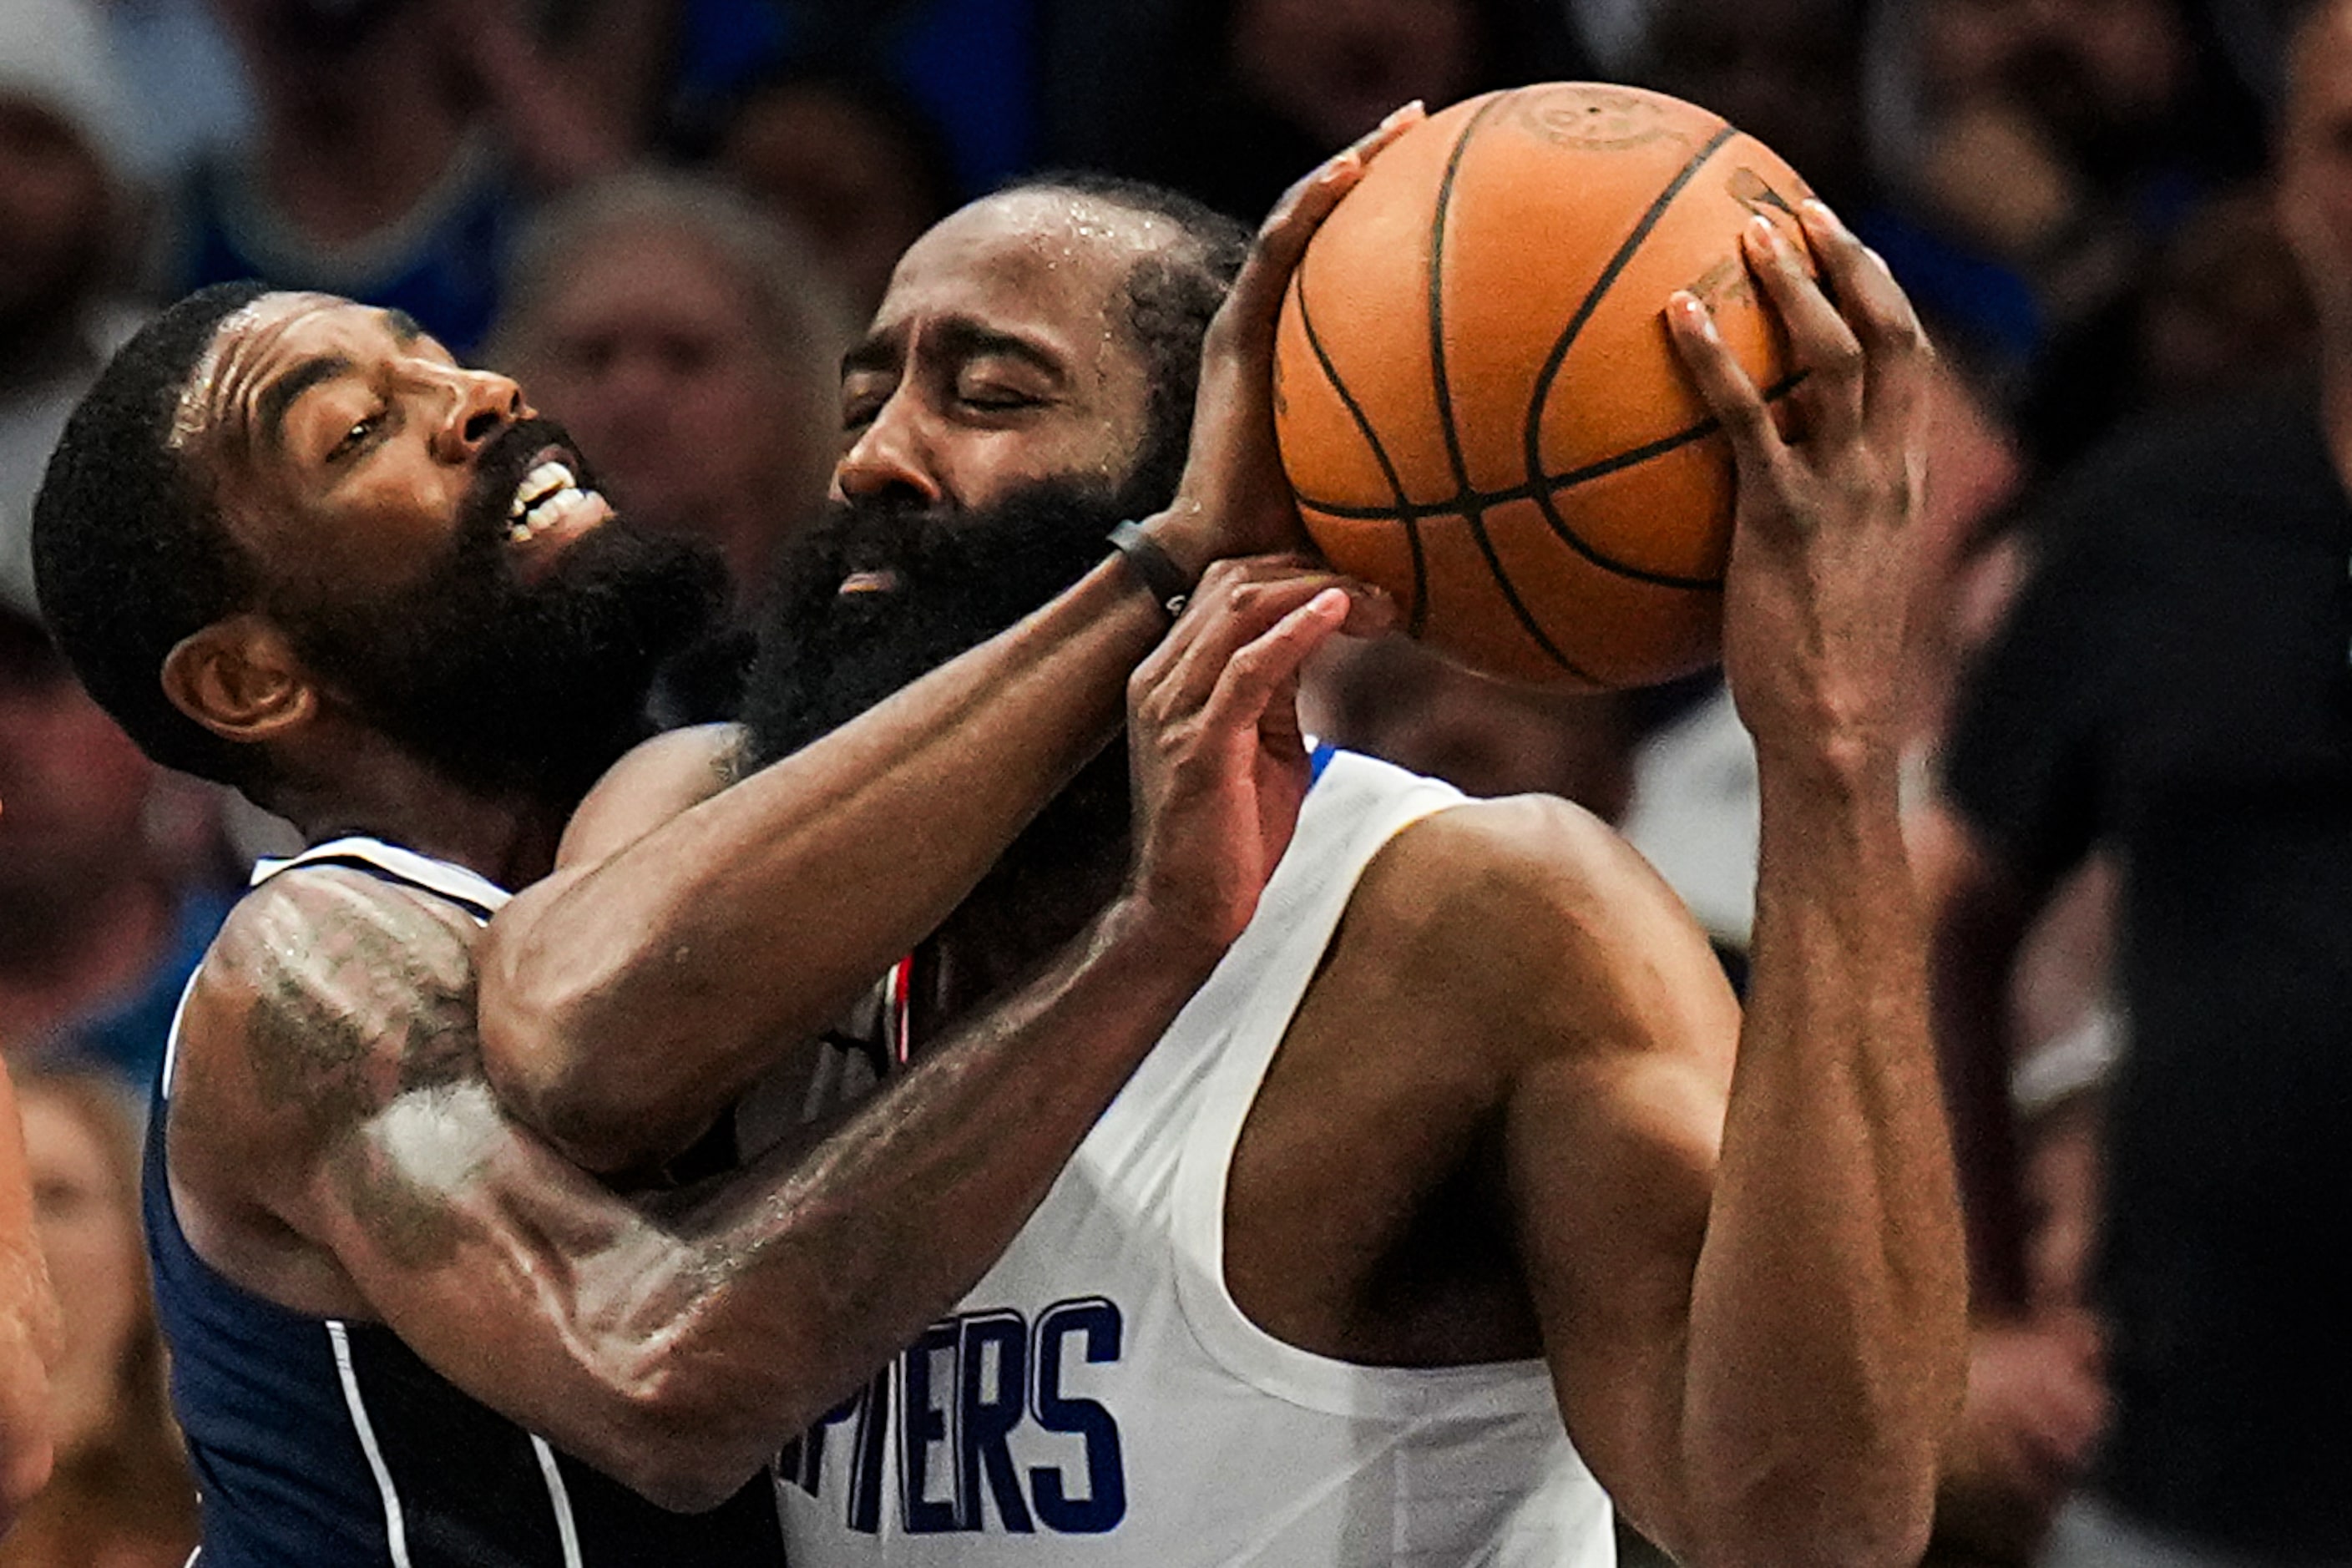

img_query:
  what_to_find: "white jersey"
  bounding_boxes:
[776,750,1616,1566]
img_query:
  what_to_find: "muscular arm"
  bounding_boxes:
[475,563,1174,1171]
[182,867,1229,1512]
[1484,201,1965,1568]
[176,572,1353,1512]
[473,112,1425,1172]
[1416,778,1950,1568]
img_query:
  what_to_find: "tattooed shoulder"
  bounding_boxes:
[215,867,487,1140]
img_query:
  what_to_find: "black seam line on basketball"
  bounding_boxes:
[1426,92,1515,504]
[1292,368,1808,590]
[1521,121,1740,470]
[1515,124,1741,583]
[1293,260,1429,635]
[1458,506,1607,684]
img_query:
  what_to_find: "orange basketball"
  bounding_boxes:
[1274,83,1813,689]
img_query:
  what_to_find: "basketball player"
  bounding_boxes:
[26,122,1419,1563]
[492,175,1967,1563]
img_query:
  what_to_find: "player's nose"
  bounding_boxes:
[432,367,530,464]
[833,392,944,508]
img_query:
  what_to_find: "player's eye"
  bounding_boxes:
[840,376,893,432]
[329,412,382,461]
[958,382,1041,412]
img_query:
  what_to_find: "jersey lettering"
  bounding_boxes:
[786,1297,1126,1536]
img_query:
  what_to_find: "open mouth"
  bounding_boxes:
[507,450,598,542]
[500,445,612,578]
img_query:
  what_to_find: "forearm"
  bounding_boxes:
[604,896,1220,1502]
[481,559,1168,1170]
[1680,746,1965,1568]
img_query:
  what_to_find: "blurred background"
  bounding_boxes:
[1,0,2341,1562]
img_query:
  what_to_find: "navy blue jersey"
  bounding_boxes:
[145,837,786,1566]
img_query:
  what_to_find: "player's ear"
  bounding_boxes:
[161,614,318,746]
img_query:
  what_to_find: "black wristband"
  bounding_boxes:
[1105,520,1196,621]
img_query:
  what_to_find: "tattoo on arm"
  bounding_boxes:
[240,878,491,1270]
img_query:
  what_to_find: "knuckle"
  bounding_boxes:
[1721,397,1773,439]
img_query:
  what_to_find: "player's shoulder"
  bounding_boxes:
[1341,792,1733,1061]
[185,865,483,1139]
[204,862,478,1001]
[1358,791,1671,942]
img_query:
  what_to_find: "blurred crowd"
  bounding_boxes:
[0,0,2342,1563]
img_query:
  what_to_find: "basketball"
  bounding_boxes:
[1273,83,1814,689]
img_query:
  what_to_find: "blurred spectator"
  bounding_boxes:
[1312,635,1636,820]
[1636,0,1872,209]
[0,607,232,1090]
[1927,4,2352,1560]
[0,1067,195,1568]
[489,172,850,619]
[92,0,255,183]
[709,68,957,316]
[1925,854,2118,1568]
[1103,0,1590,221]
[2132,180,2314,407]
[169,0,662,355]
[0,0,145,615]
[169,0,523,353]
[1860,0,2270,457]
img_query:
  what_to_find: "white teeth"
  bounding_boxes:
[508,460,577,518]
[508,484,597,544]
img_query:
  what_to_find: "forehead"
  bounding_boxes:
[872,193,1177,349]
[174,291,424,458]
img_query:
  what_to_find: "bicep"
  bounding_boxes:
[202,878,719,1500]
[1495,862,1736,1546]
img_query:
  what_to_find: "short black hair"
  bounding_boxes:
[33,281,271,787]
[996,172,1252,507]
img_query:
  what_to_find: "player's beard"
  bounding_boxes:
[740,476,1143,767]
[739,477,1147,1007]
[271,417,729,803]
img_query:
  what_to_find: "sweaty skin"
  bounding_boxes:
[150,119,1424,1512]
[534,198,1966,1567]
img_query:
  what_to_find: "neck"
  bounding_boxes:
[266,733,574,892]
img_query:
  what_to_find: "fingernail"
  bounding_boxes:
[1748,214,1784,251]
[1801,197,1839,229]
[1670,291,1718,338]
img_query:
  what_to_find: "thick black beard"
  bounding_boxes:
[274,416,729,804]
[741,475,1148,767]
[738,477,1150,1002]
